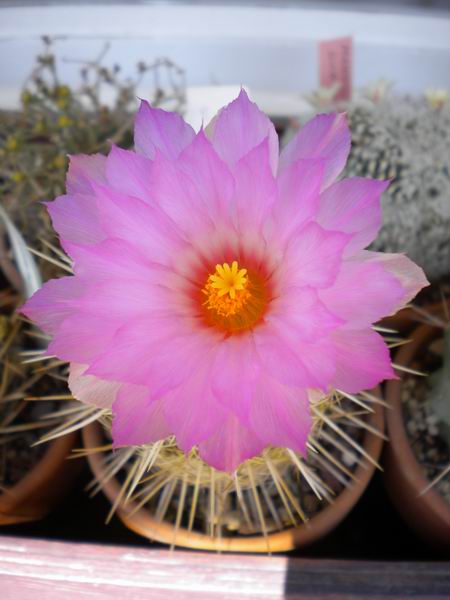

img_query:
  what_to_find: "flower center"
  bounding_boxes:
[201,261,268,333]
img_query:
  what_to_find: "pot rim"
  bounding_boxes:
[83,394,384,553]
[0,431,78,524]
[385,319,450,526]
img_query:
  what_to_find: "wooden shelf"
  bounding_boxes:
[1,534,450,599]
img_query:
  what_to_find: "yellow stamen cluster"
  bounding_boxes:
[202,261,251,318]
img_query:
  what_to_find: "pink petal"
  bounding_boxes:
[87,316,220,391]
[112,385,171,447]
[231,137,277,230]
[91,183,187,264]
[269,158,324,245]
[253,323,335,390]
[250,375,311,455]
[206,89,279,175]
[319,258,406,328]
[361,251,429,313]
[20,276,86,334]
[198,415,265,472]
[75,278,191,322]
[279,113,350,189]
[68,363,119,409]
[46,194,104,247]
[66,153,107,195]
[209,334,259,423]
[280,222,350,289]
[330,329,396,394]
[134,100,195,160]
[163,362,228,452]
[148,151,223,237]
[64,243,195,327]
[177,130,235,226]
[295,337,336,391]
[65,239,150,280]
[47,313,120,364]
[316,178,389,256]
[268,287,343,342]
[65,238,171,283]
[105,145,153,201]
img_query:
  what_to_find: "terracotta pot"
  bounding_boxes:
[0,215,83,525]
[0,432,80,525]
[380,301,446,336]
[83,399,384,553]
[384,320,450,548]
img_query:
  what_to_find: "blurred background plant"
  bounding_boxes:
[0,36,186,279]
[0,37,186,494]
[284,84,450,283]
[0,209,53,493]
[344,89,450,282]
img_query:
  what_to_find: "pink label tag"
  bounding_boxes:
[319,36,353,102]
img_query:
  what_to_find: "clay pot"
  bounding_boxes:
[83,399,384,553]
[384,320,450,548]
[0,432,80,525]
[381,301,445,336]
[0,219,82,525]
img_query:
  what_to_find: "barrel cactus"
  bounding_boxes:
[342,93,450,282]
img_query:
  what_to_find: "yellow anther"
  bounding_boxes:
[202,261,250,318]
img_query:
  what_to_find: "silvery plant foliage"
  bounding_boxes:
[284,89,450,281]
[343,93,450,282]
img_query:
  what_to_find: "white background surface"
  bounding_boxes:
[1,3,450,116]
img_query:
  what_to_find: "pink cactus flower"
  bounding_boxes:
[22,91,428,472]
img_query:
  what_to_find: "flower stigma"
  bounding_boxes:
[203,261,250,317]
[201,261,268,333]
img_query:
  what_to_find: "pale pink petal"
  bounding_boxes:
[280,222,350,289]
[316,178,389,256]
[134,100,195,160]
[20,276,86,334]
[268,287,343,341]
[66,153,107,195]
[75,278,192,322]
[296,337,336,392]
[66,245,193,322]
[105,145,153,201]
[87,317,220,391]
[330,329,396,393]
[206,89,279,175]
[47,314,120,364]
[250,375,311,455]
[209,334,259,422]
[253,326,314,388]
[46,194,104,247]
[361,251,429,313]
[91,183,187,264]
[198,415,265,472]
[112,386,171,447]
[163,362,227,452]
[253,324,335,391]
[268,158,324,244]
[68,363,119,409]
[230,137,277,230]
[148,152,221,237]
[279,113,350,189]
[177,130,235,225]
[65,238,168,283]
[319,259,406,328]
